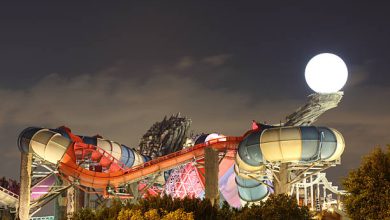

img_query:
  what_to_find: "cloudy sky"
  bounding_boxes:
[0,1,389,187]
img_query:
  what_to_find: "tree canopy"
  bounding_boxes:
[71,194,312,220]
[342,146,390,219]
[0,177,20,195]
[237,194,312,220]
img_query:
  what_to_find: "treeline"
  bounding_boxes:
[0,176,20,195]
[342,146,390,219]
[72,194,312,220]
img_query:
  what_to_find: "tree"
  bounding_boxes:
[259,194,312,220]
[72,193,311,220]
[342,146,390,219]
[162,209,194,220]
[137,195,217,220]
[71,208,96,220]
[144,209,160,220]
[232,194,312,220]
[117,209,144,220]
[0,177,20,194]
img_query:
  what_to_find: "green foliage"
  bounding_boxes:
[232,194,312,220]
[0,176,20,194]
[117,209,144,220]
[137,194,218,220]
[72,194,312,220]
[342,146,390,220]
[143,209,160,220]
[71,199,127,220]
[116,208,194,220]
[217,201,239,220]
[72,208,96,220]
[162,208,194,220]
[258,194,311,220]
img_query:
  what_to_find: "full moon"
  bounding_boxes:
[305,53,348,93]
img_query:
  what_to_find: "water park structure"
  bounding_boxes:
[0,53,349,219]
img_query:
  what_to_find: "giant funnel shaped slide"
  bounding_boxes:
[235,126,345,206]
[18,127,151,189]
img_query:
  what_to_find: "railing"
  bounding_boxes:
[59,136,243,190]
[0,186,19,199]
[74,142,129,170]
[122,136,242,174]
[30,216,54,220]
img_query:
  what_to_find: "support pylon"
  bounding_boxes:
[274,163,290,195]
[18,152,32,220]
[204,148,219,206]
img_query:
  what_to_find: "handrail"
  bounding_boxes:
[74,142,129,170]
[0,186,19,199]
[30,216,54,220]
[58,136,243,188]
[122,136,242,174]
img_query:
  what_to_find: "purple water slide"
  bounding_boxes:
[219,165,241,208]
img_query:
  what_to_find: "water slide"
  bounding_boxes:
[17,125,344,207]
[18,127,241,196]
[235,126,345,206]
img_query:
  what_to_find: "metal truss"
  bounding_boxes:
[28,157,72,217]
[290,171,347,212]
[164,162,205,199]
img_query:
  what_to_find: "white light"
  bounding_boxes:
[305,53,348,93]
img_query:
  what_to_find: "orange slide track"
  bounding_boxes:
[59,137,242,190]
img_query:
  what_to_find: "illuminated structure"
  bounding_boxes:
[0,53,349,219]
[164,163,205,199]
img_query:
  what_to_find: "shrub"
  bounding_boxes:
[72,193,312,220]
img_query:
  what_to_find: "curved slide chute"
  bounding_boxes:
[17,125,344,207]
[18,127,240,195]
[235,126,345,206]
[18,127,148,171]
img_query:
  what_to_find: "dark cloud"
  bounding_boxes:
[0,1,389,196]
[201,54,232,66]
[0,58,388,188]
[176,57,196,70]
[0,60,298,179]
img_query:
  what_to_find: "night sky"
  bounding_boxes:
[0,1,389,187]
